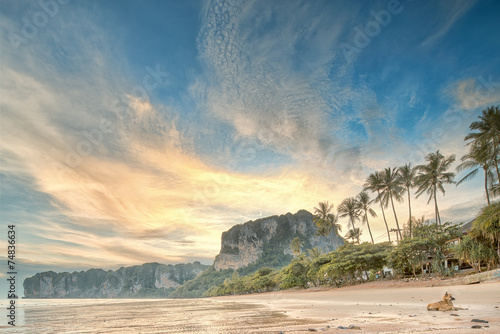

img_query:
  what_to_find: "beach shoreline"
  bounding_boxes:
[212,280,500,333]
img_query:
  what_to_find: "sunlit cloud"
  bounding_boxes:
[447,77,500,111]
[0,0,497,284]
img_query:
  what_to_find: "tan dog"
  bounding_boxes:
[427,292,467,311]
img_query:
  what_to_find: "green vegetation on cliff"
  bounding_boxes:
[23,262,209,298]
[206,242,392,296]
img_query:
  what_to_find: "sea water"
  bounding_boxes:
[0,298,311,333]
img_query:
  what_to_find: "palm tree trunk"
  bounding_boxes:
[407,187,412,238]
[493,138,500,183]
[350,218,357,244]
[389,191,402,240]
[378,190,391,243]
[497,239,500,264]
[484,166,491,205]
[365,213,374,244]
[433,185,441,225]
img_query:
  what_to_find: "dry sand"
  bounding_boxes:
[212,280,500,333]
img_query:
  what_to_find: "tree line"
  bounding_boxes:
[205,106,499,297]
[311,105,499,246]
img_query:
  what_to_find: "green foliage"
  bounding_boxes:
[388,220,461,276]
[454,235,498,272]
[169,266,233,298]
[206,242,391,296]
[471,202,500,244]
[280,258,309,289]
[458,202,500,270]
[206,267,280,296]
[290,236,302,256]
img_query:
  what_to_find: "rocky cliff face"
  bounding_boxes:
[213,210,342,271]
[23,262,208,298]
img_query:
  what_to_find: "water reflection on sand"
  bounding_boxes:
[1,298,316,333]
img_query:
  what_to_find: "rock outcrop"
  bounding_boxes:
[23,262,208,298]
[213,210,342,271]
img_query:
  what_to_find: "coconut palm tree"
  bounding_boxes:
[398,163,416,238]
[364,172,391,243]
[313,201,342,249]
[290,236,303,256]
[345,228,362,244]
[327,213,342,248]
[338,197,361,242]
[470,201,500,262]
[307,247,323,261]
[356,191,376,244]
[465,105,500,185]
[457,137,495,205]
[380,167,404,241]
[414,150,456,225]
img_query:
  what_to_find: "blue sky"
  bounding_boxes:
[1,0,500,290]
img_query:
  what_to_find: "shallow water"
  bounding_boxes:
[0,298,313,333]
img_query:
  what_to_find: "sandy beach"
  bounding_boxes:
[213,280,500,333]
[2,280,498,333]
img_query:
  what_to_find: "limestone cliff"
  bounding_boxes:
[213,210,342,271]
[23,262,208,298]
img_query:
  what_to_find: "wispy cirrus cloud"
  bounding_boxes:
[420,0,478,47]
[194,0,352,165]
[1,4,347,273]
[1,0,496,284]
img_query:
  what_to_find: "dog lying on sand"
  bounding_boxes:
[427,292,468,311]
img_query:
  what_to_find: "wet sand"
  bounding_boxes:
[2,281,498,333]
[214,280,500,333]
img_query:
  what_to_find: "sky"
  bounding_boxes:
[1,0,500,291]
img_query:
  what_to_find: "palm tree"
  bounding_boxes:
[414,150,456,225]
[313,201,341,249]
[364,172,391,243]
[290,236,302,256]
[338,197,361,242]
[328,213,342,248]
[355,191,376,244]
[307,247,323,261]
[380,167,404,241]
[465,105,500,185]
[398,163,416,238]
[457,137,495,205]
[345,228,362,244]
[470,202,500,262]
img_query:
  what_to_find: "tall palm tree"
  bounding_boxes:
[345,228,362,244]
[307,247,323,261]
[355,191,376,244]
[471,201,500,261]
[338,197,361,242]
[457,137,495,205]
[465,105,500,185]
[328,213,342,248]
[380,167,404,241]
[398,163,416,238]
[414,150,456,225]
[313,201,342,249]
[364,172,391,243]
[290,236,302,256]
